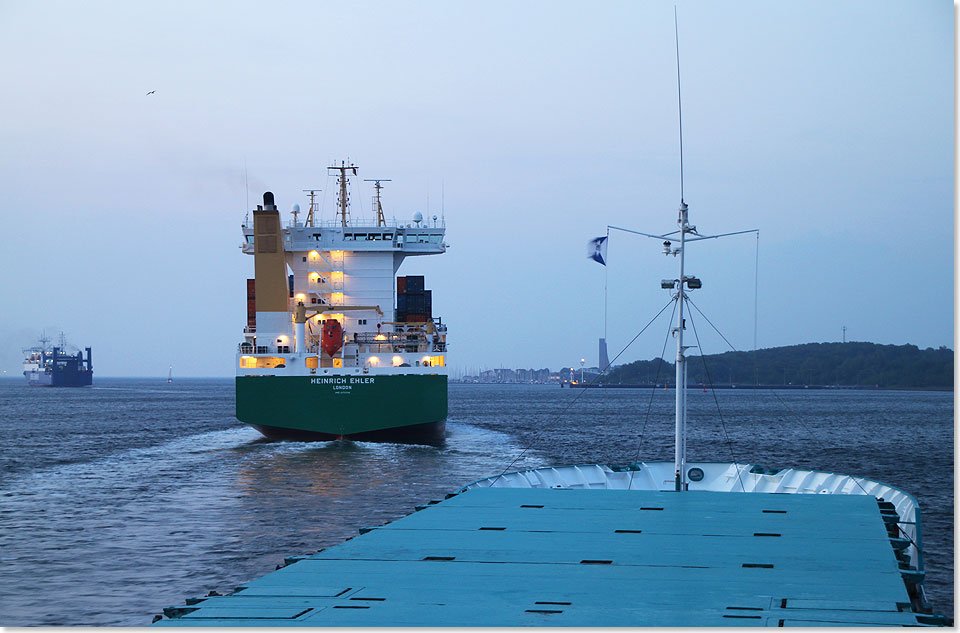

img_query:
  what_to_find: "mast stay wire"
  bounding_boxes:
[753,231,761,390]
[685,304,747,492]
[628,297,679,489]
[683,296,921,551]
[486,297,678,487]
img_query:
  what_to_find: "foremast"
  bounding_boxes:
[673,202,689,491]
[608,212,755,492]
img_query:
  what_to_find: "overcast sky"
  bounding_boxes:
[0,0,953,377]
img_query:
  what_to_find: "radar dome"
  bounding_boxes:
[291,203,301,213]
[413,211,423,223]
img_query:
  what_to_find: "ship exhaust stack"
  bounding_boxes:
[253,191,290,351]
[85,347,92,370]
[262,191,276,211]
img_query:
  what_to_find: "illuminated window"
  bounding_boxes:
[240,356,286,369]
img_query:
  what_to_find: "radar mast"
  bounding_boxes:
[364,179,392,227]
[328,161,358,227]
[302,189,321,227]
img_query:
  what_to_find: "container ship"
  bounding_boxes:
[22,333,93,387]
[236,162,448,444]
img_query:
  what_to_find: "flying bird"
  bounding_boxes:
[146,90,156,96]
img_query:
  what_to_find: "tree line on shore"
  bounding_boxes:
[597,342,953,390]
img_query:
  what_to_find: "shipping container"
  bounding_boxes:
[407,313,426,322]
[395,311,407,323]
[288,274,294,298]
[407,294,426,314]
[405,275,425,293]
[396,277,407,295]
[397,294,407,311]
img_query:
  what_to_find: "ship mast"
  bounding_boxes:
[329,161,358,227]
[364,179,392,227]
[302,189,321,227]
[673,7,688,492]
[605,10,756,491]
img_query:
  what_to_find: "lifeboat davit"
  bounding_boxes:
[321,319,344,357]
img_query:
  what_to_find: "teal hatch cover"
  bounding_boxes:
[152,488,937,627]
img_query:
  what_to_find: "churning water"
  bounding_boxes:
[0,378,952,625]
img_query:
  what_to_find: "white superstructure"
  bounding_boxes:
[237,164,448,377]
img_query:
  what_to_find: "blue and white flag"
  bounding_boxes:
[588,235,608,265]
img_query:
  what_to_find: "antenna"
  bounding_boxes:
[328,161,358,227]
[364,179,392,227]
[302,189,322,227]
[244,159,250,224]
[674,6,685,204]
[600,10,759,492]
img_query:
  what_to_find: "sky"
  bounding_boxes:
[0,0,953,377]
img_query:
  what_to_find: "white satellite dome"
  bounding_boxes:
[291,203,301,213]
[413,211,423,223]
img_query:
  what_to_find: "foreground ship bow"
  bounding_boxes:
[236,165,448,444]
[152,462,949,627]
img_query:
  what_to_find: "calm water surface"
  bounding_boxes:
[0,378,952,625]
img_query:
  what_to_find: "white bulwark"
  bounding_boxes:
[238,164,448,378]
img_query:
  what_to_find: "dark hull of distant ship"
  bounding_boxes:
[24,369,93,387]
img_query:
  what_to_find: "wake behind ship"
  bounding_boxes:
[22,334,93,387]
[236,162,448,444]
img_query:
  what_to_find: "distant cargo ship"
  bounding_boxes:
[236,162,448,444]
[22,333,93,387]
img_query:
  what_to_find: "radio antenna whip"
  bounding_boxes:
[674,6,685,204]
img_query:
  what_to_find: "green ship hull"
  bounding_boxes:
[236,374,448,444]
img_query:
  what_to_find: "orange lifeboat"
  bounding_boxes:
[321,319,344,357]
